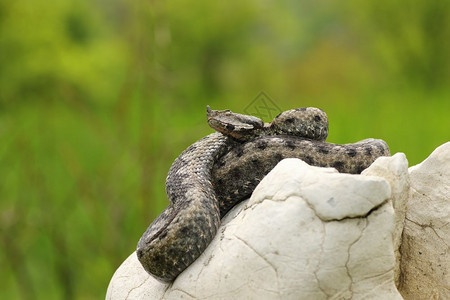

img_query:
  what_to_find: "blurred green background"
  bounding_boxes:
[0,0,449,298]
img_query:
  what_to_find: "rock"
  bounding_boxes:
[362,153,410,285]
[107,157,408,299]
[397,142,450,300]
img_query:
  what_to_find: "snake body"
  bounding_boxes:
[136,106,390,282]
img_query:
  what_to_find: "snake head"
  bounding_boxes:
[207,106,264,141]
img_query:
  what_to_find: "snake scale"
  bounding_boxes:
[136,106,390,282]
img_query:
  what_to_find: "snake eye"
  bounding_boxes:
[314,115,321,122]
[225,124,235,131]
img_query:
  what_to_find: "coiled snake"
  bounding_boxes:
[136,106,390,282]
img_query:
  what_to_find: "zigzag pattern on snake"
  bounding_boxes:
[136,106,390,282]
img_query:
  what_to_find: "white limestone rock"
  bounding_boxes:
[362,153,410,285]
[107,156,407,299]
[398,142,450,300]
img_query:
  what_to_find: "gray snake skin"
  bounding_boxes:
[136,106,390,282]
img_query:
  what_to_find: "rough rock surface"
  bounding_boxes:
[362,153,409,285]
[107,156,409,299]
[398,142,450,300]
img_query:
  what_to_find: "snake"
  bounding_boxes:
[136,106,390,282]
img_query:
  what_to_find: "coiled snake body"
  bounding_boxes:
[137,106,390,282]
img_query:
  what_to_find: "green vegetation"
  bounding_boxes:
[0,0,448,298]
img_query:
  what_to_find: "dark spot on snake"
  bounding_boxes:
[235,147,244,157]
[256,140,267,150]
[285,118,294,124]
[365,146,373,156]
[346,148,357,157]
[176,157,189,168]
[356,163,365,174]
[314,115,321,122]
[159,231,167,239]
[251,158,260,165]
[303,155,313,165]
[318,145,329,154]
[216,159,226,168]
[180,226,190,235]
[333,161,344,170]
[285,139,296,150]
[168,248,177,257]
[232,168,241,178]
[376,143,386,154]
[275,153,283,161]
